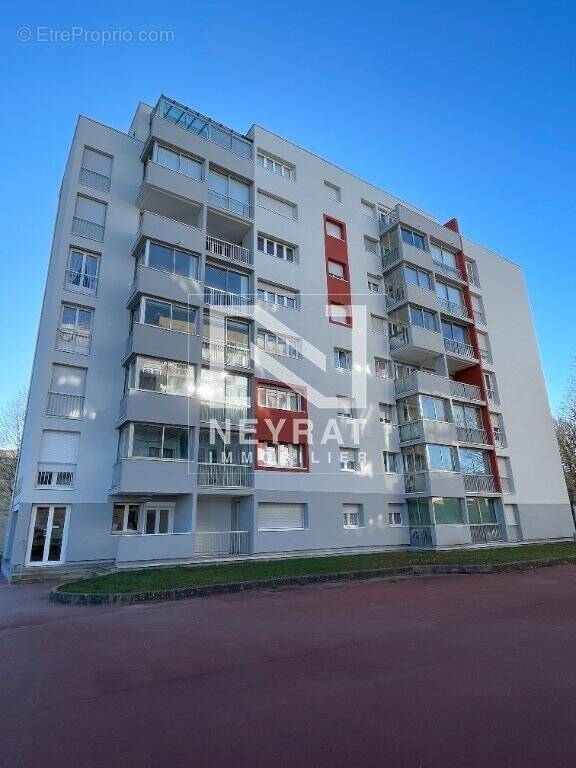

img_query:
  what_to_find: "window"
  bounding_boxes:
[328,260,345,279]
[398,395,419,424]
[371,315,386,334]
[154,144,203,181]
[58,304,93,355]
[402,445,426,472]
[72,195,107,242]
[340,448,359,472]
[257,385,301,412]
[458,448,489,474]
[408,499,431,526]
[421,395,450,422]
[127,357,194,396]
[436,281,463,307]
[484,372,498,400]
[111,503,140,534]
[257,152,294,180]
[471,294,486,323]
[27,505,69,564]
[379,403,394,424]
[257,329,301,359]
[47,364,86,419]
[409,306,438,332]
[257,234,296,263]
[36,430,79,488]
[427,444,457,472]
[477,332,492,363]
[368,277,381,293]
[453,403,482,429]
[361,200,375,218]
[343,504,363,529]
[66,248,100,295]
[364,237,379,256]
[326,220,343,239]
[431,244,458,272]
[467,497,497,525]
[139,296,197,334]
[257,281,299,309]
[337,396,355,418]
[466,260,480,287]
[334,349,352,370]
[374,358,390,378]
[144,507,174,535]
[442,320,469,343]
[145,241,199,280]
[80,147,112,192]
[210,171,252,217]
[405,265,432,291]
[125,423,189,460]
[383,452,399,473]
[258,442,304,468]
[401,227,426,251]
[329,303,348,324]
[324,181,341,202]
[432,497,464,525]
[388,506,404,526]
[205,263,250,300]
[257,502,307,531]
[257,190,296,219]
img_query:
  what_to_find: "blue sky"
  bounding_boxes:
[1,0,575,411]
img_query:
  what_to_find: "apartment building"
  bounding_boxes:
[2,95,573,581]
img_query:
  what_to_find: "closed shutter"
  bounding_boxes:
[343,504,362,516]
[257,503,306,531]
[50,365,86,395]
[39,431,80,463]
[257,191,296,219]
[82,148,112,177]
[75,195,107,225]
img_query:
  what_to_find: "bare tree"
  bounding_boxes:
[0,389,26,500]
[556,374,576,509]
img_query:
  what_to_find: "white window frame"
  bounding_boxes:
[257,385,301,412]
[257,329,301,359]
[142,504,175,535]
[340,448,359,472]
[26,505,71,566]
[334,349,352,370]
[111,503,141,535]
[257,284,299,310]
[388,510,403,527]
[383,452,400,473]
[153,142,204,181]
[119,423,190,462]
[65,248,100,296]
[257,234,296,264]
[343,505,363,529]
[257,151,294,180]
[127,356,195,397]
[137,296,198,335]
[139,239,200,282]
[258,442,304,469]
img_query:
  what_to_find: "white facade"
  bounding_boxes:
[2,95,572,581]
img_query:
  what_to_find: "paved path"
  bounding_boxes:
[1,566,575,767]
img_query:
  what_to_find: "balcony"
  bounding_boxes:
[202,339,251,369]
[378,210,400,234]
[195,530,251,557]
[71,216,105,243]
[200,401,250,424]
[137,160,205,218]
[462,473,498,493]
[131,263,203,307]
[404,471,427,493]
[399,421,423,442]
[470,524,503,544]
[46,392,84,420]
[456,426,490,445]
[206,235,252,266]
[57,328,91,355]
[120,388,199,428]
[443,337,477,360]
[111,458,193,495]
[388,324,446,363]
[450,381,483,401]
[405,470,466,497]
[395,371,453,399]
[126,322,202,365]
[433,260,464,282]
[381,245,402,272]
[204,286,253,312]
[197,463,253,488]
[207,189,252,219]
[436,296,471,320]
[134,210,203,256]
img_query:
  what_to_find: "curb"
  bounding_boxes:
[50,556,576,606]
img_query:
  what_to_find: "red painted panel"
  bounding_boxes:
[324,214,352,328]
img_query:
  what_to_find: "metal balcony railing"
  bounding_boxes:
[200,401,250,424]
[410,526,433,546]
[436,296,470,319]
[450,381,483,401]
[443,337,476,359]
[470,524,502,544]
[404,471,427,493]
[204,286,253,309]
[463,473,497,493]
[206,235,252,265]
[65,269,98,294]
[197,463,253,488]
[208,189,252,219]
[202,340,251,368]
[433,260,464,281]
[456,426,489,445]
[46,392,84,419]
[36,462,76,488]
[72,216,105,242]
[195,530,251,557]
[57,328,91,355]
[79,166,111,192]
[399,421,423,442]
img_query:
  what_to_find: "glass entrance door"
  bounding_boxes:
[27,505,69,564]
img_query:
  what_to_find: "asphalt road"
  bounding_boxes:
[1,565,575,767]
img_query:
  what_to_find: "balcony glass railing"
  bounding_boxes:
[208,189,252,219]
[450,381,483,401]
[156,96,252,158]
[399,421,423,442]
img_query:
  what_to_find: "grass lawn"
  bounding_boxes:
[59,541,576,595]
